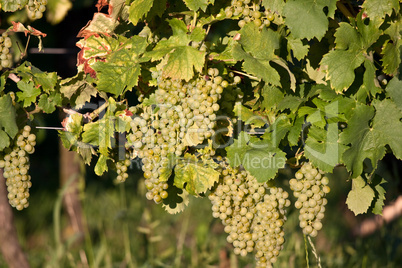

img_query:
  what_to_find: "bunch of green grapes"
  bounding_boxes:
[209,160,290,267]
[126,68,230,203]
[0,126,36,210]
[224,0,276,29]
[0,32,13,70]
[115,152,131,183]
[289,162,330,237]
[27,0,47,20]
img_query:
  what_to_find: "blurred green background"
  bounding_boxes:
[1,1,402,267]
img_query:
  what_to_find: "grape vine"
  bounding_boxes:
[0,0,401,266]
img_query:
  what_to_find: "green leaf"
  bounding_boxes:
[346,176,375,215]
[288,116,304,146]
[382,40,401,76]
[362,0,400,19]
[0,0,28,12]
[372,179,386,215]
[92,36,147,96]
[262,0,285,14]
[234,102,268,127]
[283,0,337,40]
[226,132,286,182]
[174,156,219,196]
[320,50,365,92]
[0,131,10,151]
[356,59,381,101]
[37,93,61,113]
[147,19,206,81]
[304,124,346,173]
[0,94,18,150]
[183,0,209,11]
[287,36,309,60]
[339,100,402,177]
[339,104,380,177]
[372,99,402,160]
[33,71,58,93]
[162,46,205,81]
[94,155,108,176]
[82,99,117,156]
[262,115,291,148]
[129,0,154,26]
[16,81,41,107]
[261,85,284,110]
[386,77,402,110]
[60,73,98,109]
[233,23,281,86]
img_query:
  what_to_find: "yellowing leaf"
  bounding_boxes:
[174,157,219,196]
[346,176,375,215]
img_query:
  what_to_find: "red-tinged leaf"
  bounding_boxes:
[77,12,118,38]
[10,22,47,37]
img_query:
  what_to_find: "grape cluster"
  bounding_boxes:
[209,160,290,267]
[289,162,330,237]
[225,0,276,29]
[0,126,36,210]
[27,0,47,20]
[115,153,131,183]
[127,69,228,203]
[0,32,13,70]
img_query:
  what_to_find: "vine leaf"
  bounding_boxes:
[234,102,268,128]
[382,20,401,76]
[372,179,387,215]
[16,81,41,107]
[233,23,281,86]
[183,0,210,11]
[0,0,28,12]
[94,154,108,176]
[60,73,98,109]
[320,16,381,92]
[174,155,219,196]
[77,12,118,37]
[147,18,206,81]
[339,100,402,178]
[262,0,285,14]
[304,124,346,173]
[0,94,18,150]
[92,36,148,96]
[283,0,337,40]
[38,92,63,113]
[162,187,190,214]
[128,0,154,26]
[346,176,375,215]
[386,77,402,111]
[362,0,400,20]
[82,98,117,168]
[226,132,286,182]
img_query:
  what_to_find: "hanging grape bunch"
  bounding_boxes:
[225,0,276,29]
[0,126,36,211]
[209,160,290,267]
[126,68,229,204]
[289,162,330,237]
[26,0,47,20]
[0,32,13,70]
